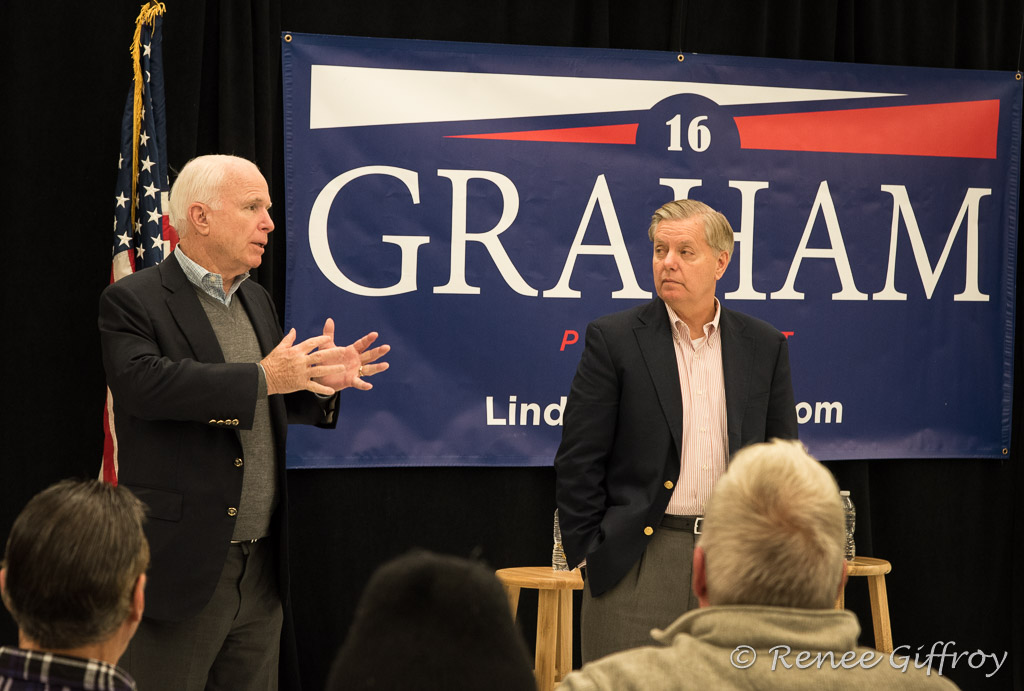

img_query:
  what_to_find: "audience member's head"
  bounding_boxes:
[0,479,149,664]
[326,550,535,691]
[693,438,846,610]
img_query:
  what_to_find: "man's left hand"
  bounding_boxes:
[312,318,391,392]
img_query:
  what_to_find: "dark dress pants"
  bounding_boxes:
[120,539,283,691]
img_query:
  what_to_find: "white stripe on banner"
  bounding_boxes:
[309,65,900,129]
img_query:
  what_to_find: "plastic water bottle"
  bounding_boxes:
[552,509,569,571]
[840,490,856,560]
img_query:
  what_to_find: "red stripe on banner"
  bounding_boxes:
[447,123,639,144]
[734,100,999,159]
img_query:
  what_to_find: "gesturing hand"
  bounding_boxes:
[312,318,391,392]
[260,329,348,396]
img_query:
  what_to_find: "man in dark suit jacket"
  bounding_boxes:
[98,155,389,691]
[555,199,797,663]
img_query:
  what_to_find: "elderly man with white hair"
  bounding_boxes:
[559,439,960,690]
[99,155,390,690]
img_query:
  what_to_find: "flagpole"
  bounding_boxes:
[129,2,166,234]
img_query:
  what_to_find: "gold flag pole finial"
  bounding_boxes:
[128,2,167,233]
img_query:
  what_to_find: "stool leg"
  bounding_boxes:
[866,575,893,653]
[536,589,559,691]
[555,589,573,681]
[503,585,521,618]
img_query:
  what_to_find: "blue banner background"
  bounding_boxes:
[282,34,1019,466]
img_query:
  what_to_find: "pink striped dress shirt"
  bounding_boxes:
[665,299,729,516]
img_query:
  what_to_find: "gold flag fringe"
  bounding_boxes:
[129,2,166,233]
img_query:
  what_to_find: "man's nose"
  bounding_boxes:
[262,209,275,232]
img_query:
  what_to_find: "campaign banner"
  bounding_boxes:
[281,33,1019,467]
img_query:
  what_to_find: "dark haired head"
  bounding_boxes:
[326,550,534,691]
[2,479,149,649]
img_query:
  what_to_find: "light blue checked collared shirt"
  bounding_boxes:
[174,246,249,306]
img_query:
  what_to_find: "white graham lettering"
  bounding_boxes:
[873,185,991,302]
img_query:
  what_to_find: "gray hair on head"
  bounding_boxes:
[167,154,260,237]
[698,439,845,610]
[647,199,734,259]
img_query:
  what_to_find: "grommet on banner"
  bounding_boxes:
[285,34,293,42]
[1003,448,1009,455]
[1016,73,1021,81]
[677,54,685,62]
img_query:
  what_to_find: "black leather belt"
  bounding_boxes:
[661,514,703,534]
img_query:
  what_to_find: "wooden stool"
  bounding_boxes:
[835,556,893,653]
[496,567,584,691]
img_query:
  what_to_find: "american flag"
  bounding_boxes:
[102,2,177,484]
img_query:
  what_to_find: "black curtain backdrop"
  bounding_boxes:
[2,2,1022,690]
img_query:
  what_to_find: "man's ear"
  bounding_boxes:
[692,545,711,608]
[836,558,849,602]
[0,567,10,614]
[187,202,211,236]
[129,573,146,623]
[714,250,730,280]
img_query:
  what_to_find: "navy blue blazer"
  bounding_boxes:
[554,297,798,597]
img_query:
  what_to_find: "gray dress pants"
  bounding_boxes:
[580,523,700,663]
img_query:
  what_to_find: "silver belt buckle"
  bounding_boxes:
[693,517,703,535]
